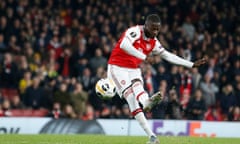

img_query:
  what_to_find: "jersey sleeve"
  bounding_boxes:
[124,26,141,43]
[151,40,165,55]
[152,40,193,68]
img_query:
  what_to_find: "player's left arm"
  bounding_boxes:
[150,41,207,68]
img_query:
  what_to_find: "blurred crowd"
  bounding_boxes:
[0,0,239,121]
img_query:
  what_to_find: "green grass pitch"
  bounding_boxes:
[0,134,240,144]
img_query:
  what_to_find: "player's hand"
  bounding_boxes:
[193,57,208,67]
[145,55,155,64]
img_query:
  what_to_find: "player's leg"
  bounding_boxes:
[123,86,156,137]
[107,65,158,140]
[129,69,163,111]
[123,86,160,144]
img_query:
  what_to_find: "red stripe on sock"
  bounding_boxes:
[131,108,143,116]
[136,91,145,101]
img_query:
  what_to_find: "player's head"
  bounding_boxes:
[144,14,161,38]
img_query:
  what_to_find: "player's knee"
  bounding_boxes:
[131,78,142,85]
[131,78,143,88]
[122,86,133,99]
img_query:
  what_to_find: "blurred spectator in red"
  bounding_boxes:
[47,34,63,60]
[47,102,64,119]
[144,64,155,95]
[57,48,72,77]
[180,88,191,114]
[0,104,4,117]
[82,104,95,120]
[205,106,223,121]
[179,67,192,96]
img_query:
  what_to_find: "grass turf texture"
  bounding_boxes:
[0,134,240,144]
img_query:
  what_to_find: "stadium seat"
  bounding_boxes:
[9,109,49,117]
[0,88,19,100]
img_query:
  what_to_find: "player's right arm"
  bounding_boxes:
[120,26,147,60]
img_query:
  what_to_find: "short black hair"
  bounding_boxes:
[146,14,161,23]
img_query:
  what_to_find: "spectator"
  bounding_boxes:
[144,64,155,95]
[47,102,64,119]
[89,48,107,74]
[152,80,168,119]
[47,34,63,60]
[63,104,77,119]
[186,89,206,120]
[168,65,181,93]
[228,106,240,121]
[10,95,25,109]
[205,106,223,121]
[199,73,219,107]
[19,71,32,95]
[2,99,11,116]
[0,34,7,53]
[42,78,57,110]
[235,82,240,107]
[23,76,45,109]
[78,67,95,92]
[0,53,19,88]
[57,48,72,77]
[110,106,123,119]
[70,82,88,118]
[121,104,131,119]
[182,17,195,41]
[17,55,31,79]
[53,82,71,109]
[0,104,4,117]
[71,40,89,77]
[220,84,237,117]
[82,104,95,120]
[165,89,182,119]
[191,67,202,91]
[155,64,170,90]
[179,67,192,96]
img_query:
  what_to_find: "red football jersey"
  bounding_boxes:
[108,25,163,68]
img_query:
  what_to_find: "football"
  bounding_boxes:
[95,78,117,99]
